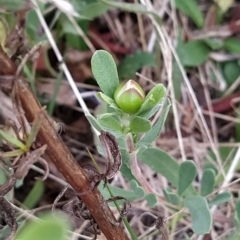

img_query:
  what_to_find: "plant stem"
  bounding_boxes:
[87,148,139,240]
[0,45,130,240]
[106,185,139,240]
[127,134,154,194]
[131,151,153,194]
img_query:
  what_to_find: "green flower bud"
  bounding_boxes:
[114,80,145,114]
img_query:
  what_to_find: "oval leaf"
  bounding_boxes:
[168,192,182,206]
[224,38,240,54]
[118,51,155,80]
[200,169,215,197]
[16,213,70,240]
[145,193,157,207]
[81,2,110,19]
[185,196,212,235]
[130,180,145,198]
[178,161,197,196]
[98,114,122,132]
[91,50,119,98]
[85,113,103,132]
[138,148,196,196]
[97,92,115,105]
[208,192,232,207]
[129,116,151,133]
[139,98,171,146]
[137,84,166,114]
[177,40,210,67]
[138,148,179,186]
[174,0,204,28]
[23,181,44,209]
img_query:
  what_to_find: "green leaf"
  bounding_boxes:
[26,114,43,150]
[120,163,136,181]
[118,51,155,80]
[130,180,145,198]
[137,102,162,120]
[138,98,171,146]
[236,199,240,222]
[174,0,204,28]
[0,130,26,151]
[59,14,78,35]
[209,192,232,207]
[26,10,46,44]
[91,50,119,98]
[200,169,215,197]
[0,23,7,48]
[138,148,179,186]
[16,213,70,240]
[177,40,210,67]
[81,2,110,19]
[97,92,115,105]
[225,232,240,240]
[178,161,197,196]
[172,61,183,101]
[98,181,141,202]
[214,0,234,13]
[169,193,181,206]
[98,114,122,132]
[185,196,212,234]
[85,113,103,132]
[224,38,240,54]
[129,116,151,133]
[2,149,24,158]
[137,84,167,114]
[163,189,182,206]
[223,61,240,86]
[101,0,149,14]
[138,148,196,196]
[203,38,224,50]
[145,193,158,207]
[23,181,44,209]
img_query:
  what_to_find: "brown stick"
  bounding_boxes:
[0,46,130,240]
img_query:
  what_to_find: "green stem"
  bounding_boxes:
[106,185,139,240]
[88,148,139,240]
[140,230,159,240]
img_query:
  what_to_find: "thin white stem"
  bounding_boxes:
[163,29,224,175]
[32,0,99,136]
[141,0,186,161]
[140,0,224,176]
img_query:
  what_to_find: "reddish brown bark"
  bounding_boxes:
[0,46,130,240]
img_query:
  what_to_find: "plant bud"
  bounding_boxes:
[114,80,145,114]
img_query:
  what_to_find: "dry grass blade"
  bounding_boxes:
[52,184,69,217]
